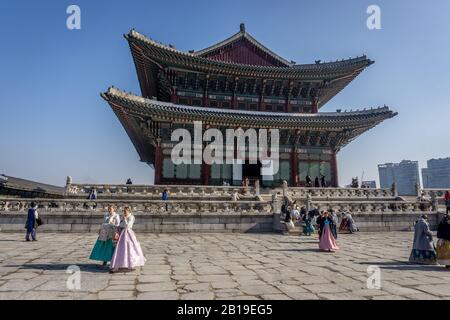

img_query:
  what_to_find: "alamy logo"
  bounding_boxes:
[367,5,381,30]
[66,5,81,30]
[366,265,381,289]
[171,121,280,175]
[66,265,81,290]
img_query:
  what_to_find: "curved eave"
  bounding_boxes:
[102,87,397,132]
[126,30,373,81]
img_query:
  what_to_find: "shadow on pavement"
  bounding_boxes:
[7,263,109,273]
[359,261,449,272]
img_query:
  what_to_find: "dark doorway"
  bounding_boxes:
[242,160,262,185]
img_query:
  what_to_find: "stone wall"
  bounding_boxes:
[2,210,444,234]
[0,211,275,233]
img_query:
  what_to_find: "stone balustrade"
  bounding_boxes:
[0,195,441,233]
[310,200,433,214]
[66,183,400,202]
[422,189,448,206]
[0,198,273,215]
[65,183,253,200]
[285,187,396,199]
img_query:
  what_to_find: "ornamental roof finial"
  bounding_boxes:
[240,23,245,33]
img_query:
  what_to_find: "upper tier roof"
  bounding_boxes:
[126,28,373,80]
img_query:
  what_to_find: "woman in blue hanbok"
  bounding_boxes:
[89,205,121,266]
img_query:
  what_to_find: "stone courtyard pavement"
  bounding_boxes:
[0,232,449,300]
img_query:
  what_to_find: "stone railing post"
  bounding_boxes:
[306,192,312,212]
[431,192,438,212]
[271,194,283,232]
[391,182,398,197]
[282,180,288,198]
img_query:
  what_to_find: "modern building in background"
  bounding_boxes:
[422,157,450,189]
[378,160,420,196]
[362,180,377,188]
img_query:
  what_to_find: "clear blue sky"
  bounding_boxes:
[1,0,449,187]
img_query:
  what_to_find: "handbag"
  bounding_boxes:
[36,217,44,226]
[113,231,120,241]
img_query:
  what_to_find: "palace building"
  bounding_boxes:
[102,24,397,187]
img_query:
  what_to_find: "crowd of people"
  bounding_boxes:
[305,175,328,188]
[281,198,358,253]
[280,191,450,268]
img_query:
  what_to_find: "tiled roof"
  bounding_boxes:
[0,175,64,195]
[102,87,397,130]
[126,29,373,80]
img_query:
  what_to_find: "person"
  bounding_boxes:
[301,207,315,236]
[305,175,312,187]
[110,207,146,273]
[25,202,39,241]
[318,211,339,252]
[436,214,450,268]
[339,212,359,233]
[89,205,121,266]
[316,211,326,238]
[314,176,320,188]
[285,206,295,231]
[339,212,349,232]
[162,188,169,211]
[330,210,338,239]
[88,188,97,200]
[291,206,300,224]
[321,175,327,188]
[409,215,437,265]
[445,191,450,214]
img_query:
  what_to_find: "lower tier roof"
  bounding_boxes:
[101,87,397,163]
[102,87,396,130]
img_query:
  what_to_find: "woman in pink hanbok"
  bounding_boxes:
[110,207,146,273]
[318,211,339,252]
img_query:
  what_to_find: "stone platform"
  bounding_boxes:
[0,184,444,233]
[0,232,449,300]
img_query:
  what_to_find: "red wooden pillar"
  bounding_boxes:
[202,137,211,185]
[171,86,177,103]
[203,75,209,107]
[331,151,339,187]
[202,162,211,185]
[154,139,163,185]
[291,147,299,187]
[311,98,318,113]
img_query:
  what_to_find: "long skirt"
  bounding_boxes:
[436,239,450,266]
[303,221,315,235]
[89,239,115,262]
[339,219,349,232]
[319,224,339,252]
[408,249,437,265]
[110,228,146,271]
